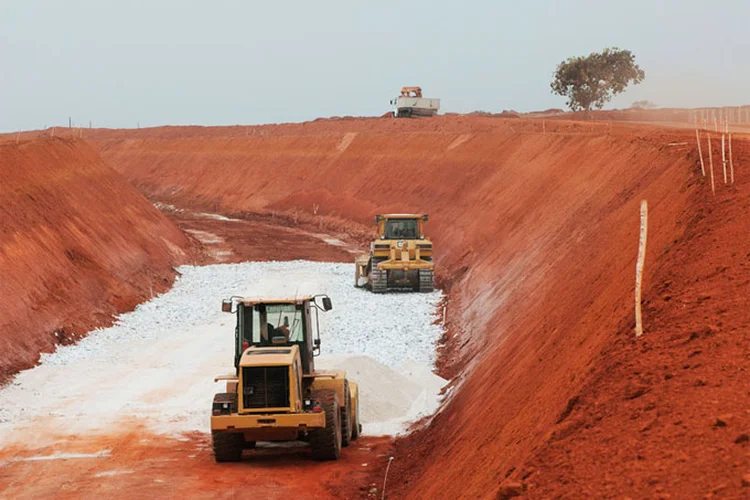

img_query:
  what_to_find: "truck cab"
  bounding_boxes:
[391,86,440,117]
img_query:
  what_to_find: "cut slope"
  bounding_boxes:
[88,117,742,498]
[0,138,192,381]
[525,146,750,498]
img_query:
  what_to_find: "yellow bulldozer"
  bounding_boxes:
[355,214,434,293]
[211,295,361,461]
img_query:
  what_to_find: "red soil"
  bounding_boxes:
[163,207,357,264]
[87,117,750,498]
[0,424,390,499]
[1,115,745,498]
[0,138,193,381]
[526,145,750,497]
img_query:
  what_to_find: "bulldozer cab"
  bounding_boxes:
[222,296,332,375]
[376,214,428,240]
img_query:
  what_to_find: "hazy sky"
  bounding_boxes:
[1,0,748,132]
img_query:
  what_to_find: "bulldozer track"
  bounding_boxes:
[418,269,434,293]
[371,265,388,293]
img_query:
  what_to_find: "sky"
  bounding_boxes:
[1,0,748,132]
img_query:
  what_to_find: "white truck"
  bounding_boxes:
[390,87,440,118]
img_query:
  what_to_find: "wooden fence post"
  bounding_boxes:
[729,133,735,184]
[722,135,728,184]
[708,134,716,196]
[635,200,649,338]
[696,129,706,176]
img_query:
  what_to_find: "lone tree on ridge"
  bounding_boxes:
[550,47,645,113]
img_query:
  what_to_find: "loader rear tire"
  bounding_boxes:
[418,269,434,293]
[341,381,352,447]
[351,391,361,441]
[309,390,342,461]
[212,431,244,462]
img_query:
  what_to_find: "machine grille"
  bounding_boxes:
[241,366,290,409]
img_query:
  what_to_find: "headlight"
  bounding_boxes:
[397,240,405,249]
[212,393,238,416]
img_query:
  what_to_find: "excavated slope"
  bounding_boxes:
[90,117,748,498]
[0,138,192,380]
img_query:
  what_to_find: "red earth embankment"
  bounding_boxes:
[90,117,748,497]
[0,138,193,381]
[526,136,750,497]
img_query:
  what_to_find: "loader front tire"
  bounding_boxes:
[309,390,342,460]
[212,431,244,462]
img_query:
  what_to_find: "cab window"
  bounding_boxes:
[242,303,305,346]
[385,218,419,239]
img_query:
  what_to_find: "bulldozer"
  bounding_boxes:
[210,295,361,461]
[355,214,434,293]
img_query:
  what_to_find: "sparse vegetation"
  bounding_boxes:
[551,47,645,112]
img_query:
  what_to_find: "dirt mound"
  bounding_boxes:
[317,355,446,435]
[88,117,749,498]
[0,138,192,381]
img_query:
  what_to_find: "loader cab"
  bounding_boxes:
[222,296,332,375]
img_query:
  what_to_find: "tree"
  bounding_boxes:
[550,48,645,112]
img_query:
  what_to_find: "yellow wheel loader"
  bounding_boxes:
[211,295,361,462]
[355,214,434,293]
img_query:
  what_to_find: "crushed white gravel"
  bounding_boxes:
[0,261,446,446]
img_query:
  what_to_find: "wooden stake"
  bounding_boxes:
[635,200,648,338]
[722,135,727,184]
[16,131,20,144]
[729,133,734,184]
[696,129,706,176]
[708,134,716,196]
